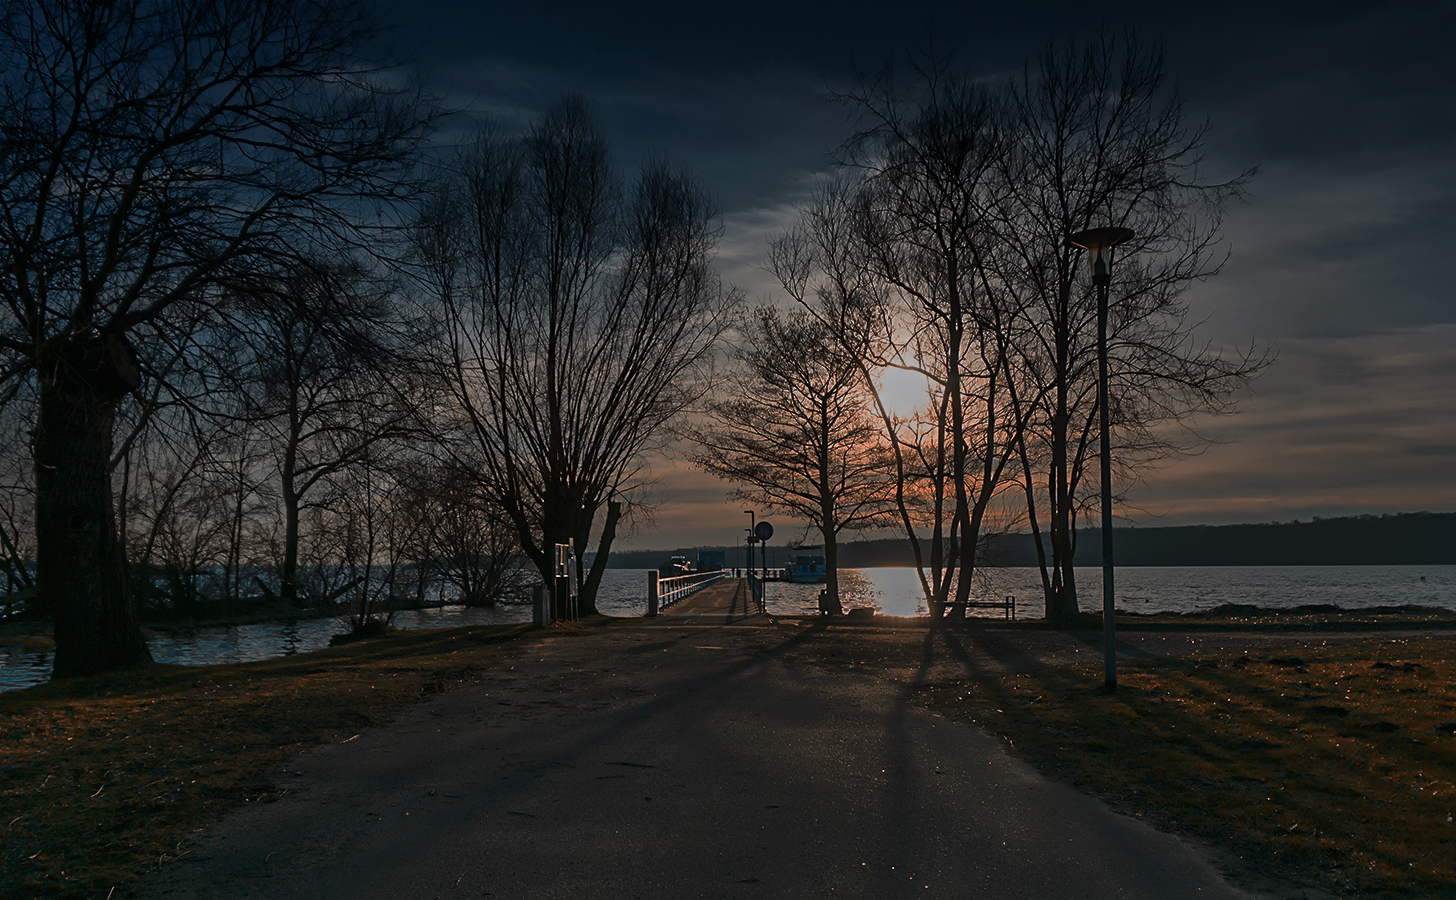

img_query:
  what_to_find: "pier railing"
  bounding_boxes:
[647,570,728,616]
[747,572,766,614]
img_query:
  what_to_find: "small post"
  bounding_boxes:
[566,540,579,621]
[533,584,550,627]
[647,570,660,617]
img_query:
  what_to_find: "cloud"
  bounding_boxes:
[1190,156,1454,343]
[1128,325,1456,524]
[715,197,826,305]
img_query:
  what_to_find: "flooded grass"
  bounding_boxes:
[0,621,549,899]
[917,638,1456,899]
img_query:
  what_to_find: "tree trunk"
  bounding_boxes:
[1045,346,1081,627]
[280,493,302,606]
[279,445,304,607]
[35,336,152,678]
[581,500,622,616]
[1047,495,1080,626]
[821,527,845,616]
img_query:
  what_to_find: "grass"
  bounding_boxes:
[915,636,1456,899]
[0,620,558,899]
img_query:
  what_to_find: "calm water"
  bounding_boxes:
[731,565,1456,619]
[4,566,1452,692]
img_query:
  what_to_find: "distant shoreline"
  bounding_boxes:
[604,511,1456,568]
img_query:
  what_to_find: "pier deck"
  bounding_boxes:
[660,576,761,623]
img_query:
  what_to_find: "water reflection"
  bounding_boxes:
[0,603,533,694]
[756,565,1456,619]
[1,645,51,694]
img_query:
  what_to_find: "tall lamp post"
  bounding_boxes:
[1067,225,1135,693]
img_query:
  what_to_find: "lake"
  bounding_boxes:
[4,565,1452,693]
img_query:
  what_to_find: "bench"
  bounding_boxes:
[964,595,1017,620]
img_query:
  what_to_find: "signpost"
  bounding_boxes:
[754,521,773,587]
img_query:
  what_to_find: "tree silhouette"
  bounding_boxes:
[777,38,1266,624]
[689,307,895,613]
[0,0,431,676]
[992,34,1267,624]
[415,97,735,614]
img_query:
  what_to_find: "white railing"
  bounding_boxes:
[647,570,728,616]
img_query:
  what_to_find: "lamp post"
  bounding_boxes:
[1067,225,1135,693]
[744,510,755,576]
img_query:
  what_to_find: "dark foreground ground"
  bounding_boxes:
[1,611,1452,899]
[139,617,1259,900]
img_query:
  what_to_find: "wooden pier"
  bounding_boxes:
[658,577,761,624]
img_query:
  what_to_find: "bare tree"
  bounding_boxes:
[778,41,1265,626]
[0,0,431,676]
[117,415,221,617]
[400,463,528,607]
[214,263,423,608]
[787,75,1028,620]
[991,33,1267,624]
[326,431,425,636]
[416,96,735,614]
[207,427,276,609]
[115,402,276,618]
[689,307,895,613]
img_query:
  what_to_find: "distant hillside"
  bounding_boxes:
[981,511,1456,567]
[604,512,1456,568]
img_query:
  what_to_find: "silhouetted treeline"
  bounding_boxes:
[608,513,1456,568]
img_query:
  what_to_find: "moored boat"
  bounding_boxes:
[783,552,828,583]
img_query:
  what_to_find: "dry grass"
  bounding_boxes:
[917,637,1456,899]
[0,621,546,899]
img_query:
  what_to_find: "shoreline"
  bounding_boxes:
[774,602,1456,632]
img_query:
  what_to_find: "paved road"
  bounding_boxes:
[146,620,1255,900]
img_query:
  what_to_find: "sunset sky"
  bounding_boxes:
[389,1,1455,550]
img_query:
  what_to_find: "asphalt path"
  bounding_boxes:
[146,619,1255,900]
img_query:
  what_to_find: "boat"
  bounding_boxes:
[658,556,691,576]
[782,552,828,583]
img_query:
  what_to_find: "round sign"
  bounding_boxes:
[754,521,774,542]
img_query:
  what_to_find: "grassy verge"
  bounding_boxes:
[916,636,1456,899]
[0,620,564,899]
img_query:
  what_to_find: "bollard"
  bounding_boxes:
[533,584,550,627]
[647,571,660,617]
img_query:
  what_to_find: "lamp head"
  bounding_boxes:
[1067,226,1135,286]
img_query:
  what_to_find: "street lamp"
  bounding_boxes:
[1067,225,1135,693]
[744,510,755,576]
